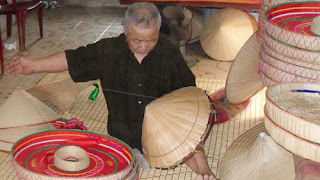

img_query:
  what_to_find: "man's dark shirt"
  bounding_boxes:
[65,33,195,151]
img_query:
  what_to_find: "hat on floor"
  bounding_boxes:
[27,71,93,112]
[200,8,258,61]
[218,122,295,180]
[0,87,60,128]
[225,33,264,104]
[142,86,212,168]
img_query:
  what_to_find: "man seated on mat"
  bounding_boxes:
[7,2,217,180]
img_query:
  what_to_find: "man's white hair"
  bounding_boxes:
[124,2,161,33]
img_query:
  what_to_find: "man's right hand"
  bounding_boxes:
[6,56,34,75]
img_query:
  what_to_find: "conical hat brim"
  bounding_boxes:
[226,33,264,104]
[0,88,60,128]
[200,8,258,61]
[218,122,295,180]
[142,86,211,168]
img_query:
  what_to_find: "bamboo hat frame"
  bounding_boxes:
[142,86,211,168]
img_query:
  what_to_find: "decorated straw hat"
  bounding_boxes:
[265,110,320,163]
[0,88,60,128]
[261,0,320,9]
[263,31,320,64]
[225,33,264,104]
[200,8,258,61]
[11,129,138,179]
[264,2,320,51]
[27,72,93,112]
[142,86,212,168]
[260,48,320,81]
[266,82,320,144]
[218,122,295,180]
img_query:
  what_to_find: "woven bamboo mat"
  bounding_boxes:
[0,77,266,179]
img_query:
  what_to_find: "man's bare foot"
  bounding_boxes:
[196,174,217,180]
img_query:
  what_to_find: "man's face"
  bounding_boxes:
[125,22,159,56]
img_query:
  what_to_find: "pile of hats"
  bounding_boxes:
[258,0,320,86]
[218,1,320,179]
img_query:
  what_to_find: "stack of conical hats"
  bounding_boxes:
[220,1,320,179]
[259,1,320,86]
[200,8,258,61]
[0,88,58,151]
[142,86,211,168]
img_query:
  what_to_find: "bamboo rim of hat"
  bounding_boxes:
[266,82,320,144]
[218,122,295,180]
[225,33,264,104]
[264,2,320,51]
[263,31,320,64]
[259,70,278,87]
[260,49,320,81]
[258,56,318,83]
[262,41,320,71]
[142,87,211,168]
[265,110,320,163]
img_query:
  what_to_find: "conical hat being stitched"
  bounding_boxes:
[226,33,264,104]
[218,122,295,180]
[0,88,60,128]
[200,8,258,61]
[142,86,211,168]
[27,71,93,112]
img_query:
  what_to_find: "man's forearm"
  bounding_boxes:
[32,51,69,73]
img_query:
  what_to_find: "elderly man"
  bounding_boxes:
[7,2,217,180]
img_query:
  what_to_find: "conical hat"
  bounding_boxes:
[0,88,60,128]
[226,33,264,104]
[142,86,211,168]
[200,8,258,61]
[218,122,295,180]
[27,72,93,112]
